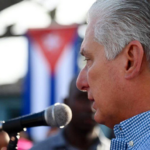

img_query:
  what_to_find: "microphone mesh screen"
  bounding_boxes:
[45,103,72,127]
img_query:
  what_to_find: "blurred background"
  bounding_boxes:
[0,0,113,144]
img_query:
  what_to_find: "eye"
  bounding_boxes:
[83,57,90,68]
[84,58,90,62]
[78,55,87,69]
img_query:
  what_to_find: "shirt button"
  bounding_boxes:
[129,141,134,146]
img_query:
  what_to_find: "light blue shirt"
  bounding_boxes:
[111,111,150,150]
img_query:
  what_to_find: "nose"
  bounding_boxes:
[76,68,89,92]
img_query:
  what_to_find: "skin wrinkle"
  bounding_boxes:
[76,0,150,129]
[77,27,150,128]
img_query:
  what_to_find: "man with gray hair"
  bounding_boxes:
[76,0,150,149]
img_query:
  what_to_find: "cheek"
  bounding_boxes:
[87,62,110,92]
[87,62,122,107]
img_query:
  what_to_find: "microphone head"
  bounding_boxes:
[44,103,72,128]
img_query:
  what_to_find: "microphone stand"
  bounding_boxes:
[7,132,19,150]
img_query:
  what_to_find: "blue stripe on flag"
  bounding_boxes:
[50,73,55,105]
[23,35,32,115]
[73,35,83,75]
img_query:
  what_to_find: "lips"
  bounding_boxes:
[92,101,97,111]
[87,96,96,110]
[87,92,94,101]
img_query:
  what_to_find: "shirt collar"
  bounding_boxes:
[114,111,150,146]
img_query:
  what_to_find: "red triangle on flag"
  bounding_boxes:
[28,26,78,73]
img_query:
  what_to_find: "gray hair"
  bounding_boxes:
[88,0,150,60]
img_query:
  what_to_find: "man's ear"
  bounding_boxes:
[124,40,144,79]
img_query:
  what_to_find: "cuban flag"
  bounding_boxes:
[23,25,82,142]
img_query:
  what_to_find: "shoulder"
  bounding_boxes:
[30,130,65,150]
[138,135,150,150]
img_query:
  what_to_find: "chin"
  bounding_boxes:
[94,113,104,124]
[94,114,115,129]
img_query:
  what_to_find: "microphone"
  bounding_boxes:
[0,103,72,133]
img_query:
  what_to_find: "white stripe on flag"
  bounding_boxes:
[30,42,51,142]
[55,44,75,103]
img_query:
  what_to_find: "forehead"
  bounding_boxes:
[80,26,95,53]
[84,24,95,43]
[80,24,105,58]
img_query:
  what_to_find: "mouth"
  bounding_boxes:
[92,102,96,112]
[87,98,96,112]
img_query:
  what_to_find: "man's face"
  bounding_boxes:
[76,25,127,128]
